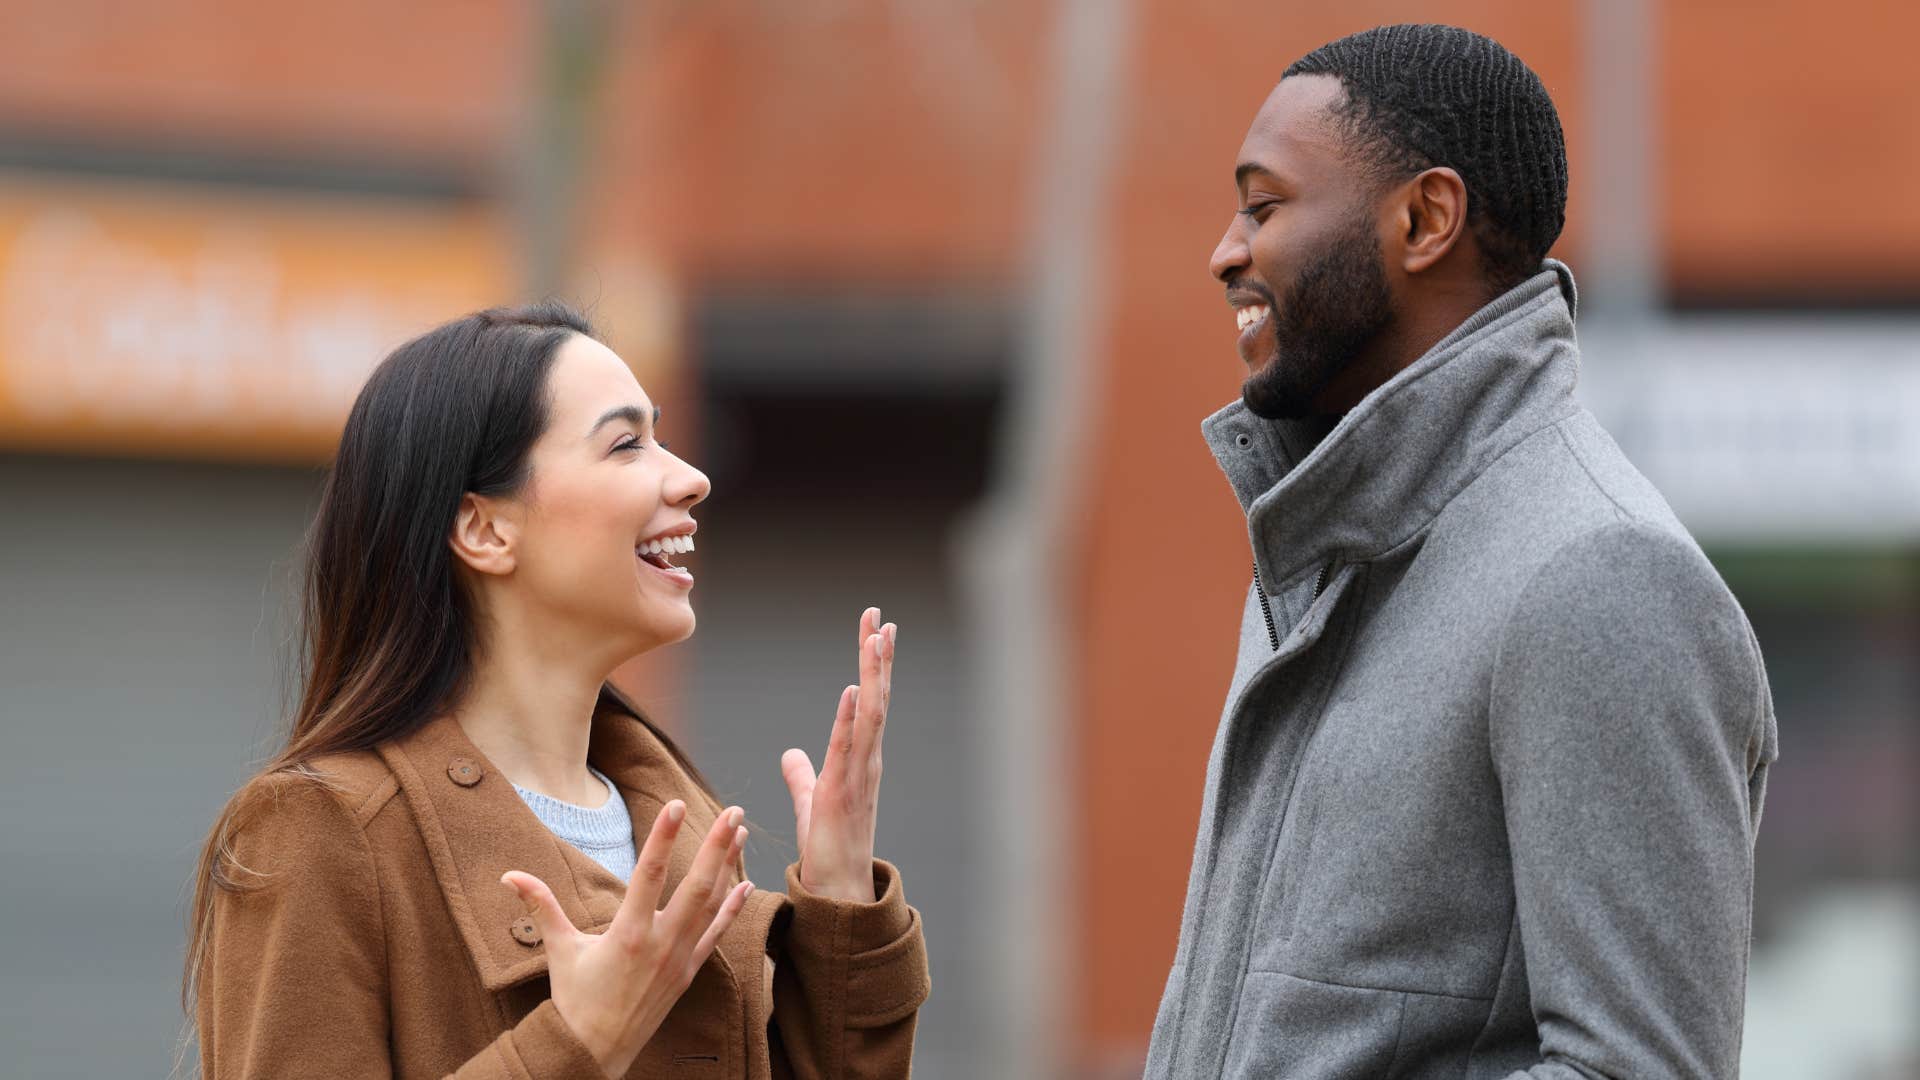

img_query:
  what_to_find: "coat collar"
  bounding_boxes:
[377,707,762,992]
[1201,260,1582,593]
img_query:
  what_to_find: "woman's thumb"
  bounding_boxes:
[501,871,571,944]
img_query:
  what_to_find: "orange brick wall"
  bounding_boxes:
[0,1,527,157]
[590,4,1046,283]
[1662,0,1920,294]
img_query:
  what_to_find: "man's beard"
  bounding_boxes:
[1241,212,1394,420]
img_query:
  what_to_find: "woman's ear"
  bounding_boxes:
[449,492,519,577]
[1396,165,1470,275]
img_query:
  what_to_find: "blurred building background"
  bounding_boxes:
[0,1,1913,1077]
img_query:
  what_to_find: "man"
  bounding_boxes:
[1147,24,1778,1079]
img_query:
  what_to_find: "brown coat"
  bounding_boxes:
[196,709,930,1079]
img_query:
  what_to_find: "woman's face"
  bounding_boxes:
[506,333,710,656]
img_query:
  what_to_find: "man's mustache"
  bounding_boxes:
[1224,278,1276,307]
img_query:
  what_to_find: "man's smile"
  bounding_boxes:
[1227,286,1276,367]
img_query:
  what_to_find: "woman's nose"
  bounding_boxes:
[668,458,711,508]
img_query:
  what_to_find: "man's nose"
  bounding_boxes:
[1210,218,1249,283]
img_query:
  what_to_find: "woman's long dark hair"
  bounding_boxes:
[181,301,711,1020]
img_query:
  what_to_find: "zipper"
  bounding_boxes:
[1253,562,1280,651]
[1251,560,1329,652]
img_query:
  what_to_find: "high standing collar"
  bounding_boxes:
[1201,261,1582,593]
[378,709,737,991]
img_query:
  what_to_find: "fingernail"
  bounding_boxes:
[743,881,756,896]
[667,801,686,823]
[734,825,748,846]
[886,623,897,646]
[872,606,882,626]
[729,807,744,828]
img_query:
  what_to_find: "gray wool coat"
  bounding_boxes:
[1144,262,1779,1079]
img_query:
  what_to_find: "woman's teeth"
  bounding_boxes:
[637,535,694,557]
[637,534,695,575]
[1236,304,1270,333]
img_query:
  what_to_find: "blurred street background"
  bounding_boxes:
[0,1,1914,1077]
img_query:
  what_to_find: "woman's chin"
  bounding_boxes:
[623,605,696,652]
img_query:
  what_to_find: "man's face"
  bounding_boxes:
[1210,75,1394,420]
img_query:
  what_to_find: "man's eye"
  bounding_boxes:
[1240,200,1280,221]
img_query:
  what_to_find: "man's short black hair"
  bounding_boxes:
[1284,24,1568,292]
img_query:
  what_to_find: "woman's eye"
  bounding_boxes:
[614,437,643,453]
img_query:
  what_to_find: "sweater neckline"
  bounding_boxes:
[511,766,632,852]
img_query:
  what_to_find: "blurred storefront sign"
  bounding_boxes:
[1581,321,1920,545]
[0,176,509,463]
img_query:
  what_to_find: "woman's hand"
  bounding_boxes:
[501,801,752,1079]
[781,606,896,903]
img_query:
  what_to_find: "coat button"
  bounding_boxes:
[1235,432,1252,448]
[448,758,483,787]
[510,915,542,946]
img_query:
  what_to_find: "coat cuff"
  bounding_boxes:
[784,859,931,1026]
[501,998,607,1079]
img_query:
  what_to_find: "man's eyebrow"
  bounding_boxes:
[1235,161,1281,189]
[586,404,660,439]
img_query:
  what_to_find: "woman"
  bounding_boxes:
[183,302,928,1078]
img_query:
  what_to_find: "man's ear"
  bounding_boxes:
[449,492,518,577]
[1393,166,1470,275]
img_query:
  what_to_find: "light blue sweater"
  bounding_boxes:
[512,766,638,882]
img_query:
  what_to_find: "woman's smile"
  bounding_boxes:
[635,525,696,588]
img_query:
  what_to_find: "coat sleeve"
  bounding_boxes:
[767,859,931,1080]
[197,775,609,1080]
[1488,522,1778,1080]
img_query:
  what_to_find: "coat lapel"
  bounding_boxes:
[379,709,731,992]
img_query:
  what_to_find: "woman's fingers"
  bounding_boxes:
[833,608,893,779]
[876,623,895,720]
[659,806,744,935]
[686,822,746,951]
[616,799,686,931]
[821,681,858,783]
[707,825,747,911]
[500,871,575,950]
[852,625,893,775]
[781,746,818,851]
[690,880,755,976]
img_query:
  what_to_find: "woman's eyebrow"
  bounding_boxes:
[586,404,660,439]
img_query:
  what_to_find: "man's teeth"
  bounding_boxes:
[637,535,695,557]
[1236,304,1270,333]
